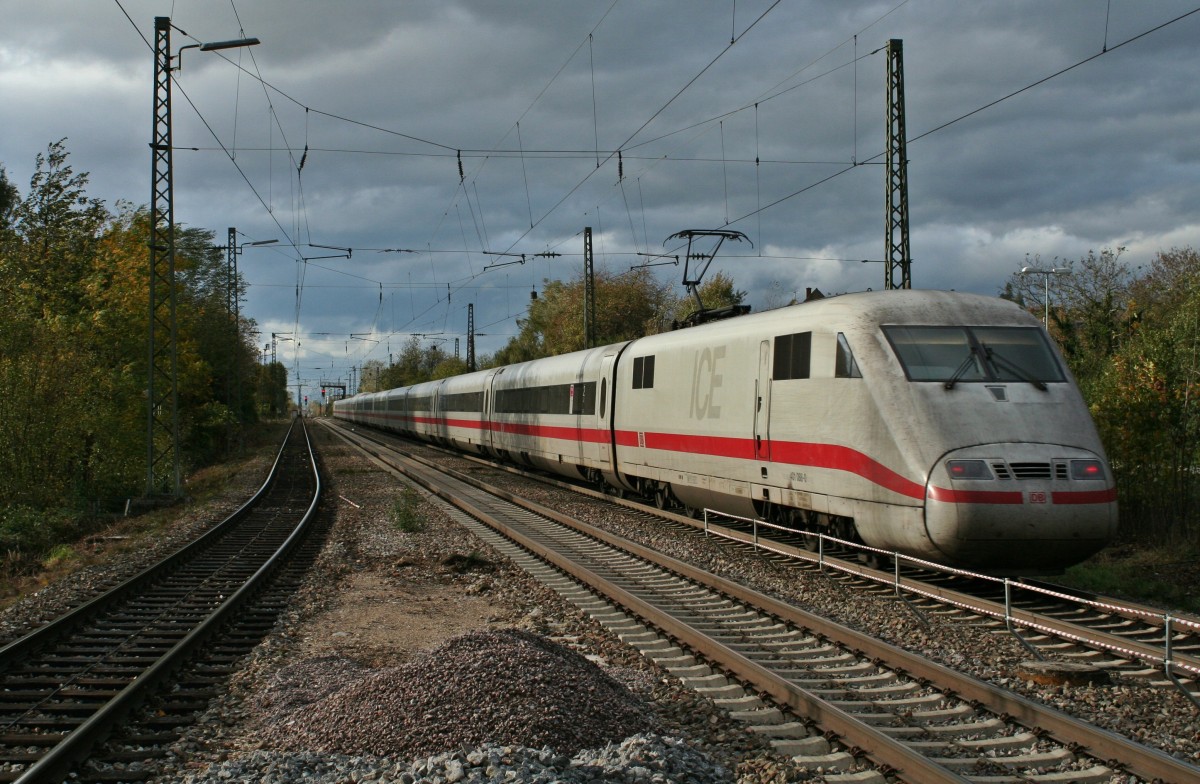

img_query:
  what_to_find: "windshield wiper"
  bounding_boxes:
[943,350,979,390]
[982,345,1047,391]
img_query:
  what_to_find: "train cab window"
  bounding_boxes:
[632,356,655,389]
[884,326,982,382]
[970,327,1065,383]
[773,332,811,380]
[883,325,1064,384]
[835,333,862,378]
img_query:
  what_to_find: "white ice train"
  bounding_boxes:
[334,290,1117,573]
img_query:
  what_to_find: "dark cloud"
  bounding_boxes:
[2,0,1197,377]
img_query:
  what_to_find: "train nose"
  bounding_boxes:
[924,445,1117,572]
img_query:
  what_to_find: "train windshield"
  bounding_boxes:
[883,325,1064,384]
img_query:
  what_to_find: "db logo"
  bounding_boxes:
[1028,491,1048,504]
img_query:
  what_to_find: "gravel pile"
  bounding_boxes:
[178,733,730,783]
[259,628,657,758]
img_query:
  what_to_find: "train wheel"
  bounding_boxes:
[787,510,819,551]
[653,485,669,510]
[861,550,892,571]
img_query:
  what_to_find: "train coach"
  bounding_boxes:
[335,289,1117,573]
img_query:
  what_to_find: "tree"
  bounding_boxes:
[0,165,18,229]
[667,271,747,328]
[1086,249,1200,544]
[258,362,289,416]
[490,267,677,365]
[0,141,115,513]
[1,140,108,323]
[0,141,271,569]
[1002,249,1135,398]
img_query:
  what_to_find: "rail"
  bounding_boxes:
[6,417,322,784]
[326,422,1199,784]
[700,507,1200,686]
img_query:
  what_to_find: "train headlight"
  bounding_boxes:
[947,460,993,480]
[1070,459,1105,480]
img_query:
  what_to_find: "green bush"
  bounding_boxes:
[0,505,80,558]
[390,486,424,533]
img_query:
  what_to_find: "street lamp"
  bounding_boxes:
[147,17,261,497]
[226,236,277,446]
[1020,266,1069,327]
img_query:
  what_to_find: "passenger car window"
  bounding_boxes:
[632,356,655,389]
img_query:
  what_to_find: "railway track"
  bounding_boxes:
[325,421,1199,784]
[0,417,323,784]
[680,510,1200,700]
[340,423,1200,705]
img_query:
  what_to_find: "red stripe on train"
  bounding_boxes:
[1052,488,1118,504]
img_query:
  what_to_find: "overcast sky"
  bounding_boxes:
[3,1,1198,389]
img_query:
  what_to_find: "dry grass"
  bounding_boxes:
[0,421,291,611]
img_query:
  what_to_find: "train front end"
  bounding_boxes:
[924,441,1117,572]
[879,303,1117,573]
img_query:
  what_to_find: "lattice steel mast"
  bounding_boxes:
[147,16,180,495]
[466,303,476,372]
[583,227,596,349]
[885,38,912,290]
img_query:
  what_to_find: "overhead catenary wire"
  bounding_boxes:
[112,0,1200,378]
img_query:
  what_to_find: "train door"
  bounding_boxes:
[755,340,771,462]
[481,369,499,456]
[598,352,617,470]
[601,346,638,492]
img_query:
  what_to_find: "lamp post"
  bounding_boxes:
[147,17,260,496]
[1020,266,1069,327]
[226,233,277,447]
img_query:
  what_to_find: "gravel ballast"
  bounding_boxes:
[176,734,731,784]
[5,421,1194,783]
[258,628,657,758]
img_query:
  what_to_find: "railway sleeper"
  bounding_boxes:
[784,750,859,773]
[930,746,1074,771]
[766,734,833,758]
[905,730,1039,753]
[877,716,1006,738]
[842,697,972,722]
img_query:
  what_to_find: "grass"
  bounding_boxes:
[390,486,424,533]
[1057,542,1200,615]
[41,544,79,570]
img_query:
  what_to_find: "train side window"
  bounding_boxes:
[835,333,862,378]
[773,332,811,380]
[599,378,607,418]
[632,356,656,389]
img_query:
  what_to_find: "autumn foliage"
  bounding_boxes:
[0,141,278,565]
